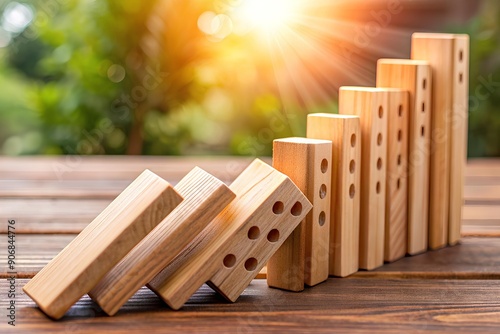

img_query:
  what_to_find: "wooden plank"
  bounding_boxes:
[0,234,76,278]
[449,35,470,245]
[267,138,332,289]
[2,279,500,332]
[88,168,235,316]
[307,114,361,277]
[339,87,388,270]
[0,199,110,234]
[411,33,454,250]
[354,238,500,279]
[0,156,264,183]
[149,159,312,309]
[22,170,183,319]
[376,59,432,256]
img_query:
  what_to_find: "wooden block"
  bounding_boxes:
[307,114,361,277]
[88,168,235,316]
[148,159,312,309]
[411,33,453,249]
[339,87,388,270]
[375,84,410,262]
[376,59,432,256]
[449,35,469,245]
[267,138,332,289]
[22,170,182,319]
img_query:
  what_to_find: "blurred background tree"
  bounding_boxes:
[0,0,498,157]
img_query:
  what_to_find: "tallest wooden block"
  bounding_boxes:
[412,33,469,248]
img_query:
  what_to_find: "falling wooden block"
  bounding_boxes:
[267,138,332,290]
[307,114,361,277]
[449,35,469,245]
[88,167,235,316]
[412,33,469,249]
[22,170,182,319]
[339,87,388,270]
[148,159,312,309]
[376,59,432,256]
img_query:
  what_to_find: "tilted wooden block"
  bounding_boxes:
[267,138,332,289]
[307,114,361,277]
[148,159,312,309]
[376,59,432,256]
[22,170,182,319]
[375,86,410,262]
[339,87,388,270]
[412,33,469,249]
[449,35,469,246]
[88,167,235,316]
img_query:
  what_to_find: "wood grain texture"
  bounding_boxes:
[411,33,455,250]
[22,170,182,319]
[267,138,332,289]
[449,35,470,246]
[149,159,312,309]
[88,168,235,316]
[3,279,500,333]
[339,87,388,270]
[376,59,432,256]
[307,114,361,277]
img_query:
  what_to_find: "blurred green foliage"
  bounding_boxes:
[0,0,499,156]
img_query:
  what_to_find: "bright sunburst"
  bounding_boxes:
[235,0,297,34]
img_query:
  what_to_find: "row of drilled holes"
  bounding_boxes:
[376,106,384,195]
[223,200,304,272]
[349,133,357,199]
[459,49,464,83]
[318,157,329,226]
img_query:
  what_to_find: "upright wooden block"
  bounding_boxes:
[148,159,312,309]
[267,138,332,290]
[376,86,410,262]
[449,35,469,245]
[376,59,432,255]
[88,168,235,316]
[307,114,361,277]
[339,87,388,270]
[412,33,469,249]
[22,170,182,319]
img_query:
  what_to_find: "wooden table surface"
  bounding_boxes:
[1,156,499,333]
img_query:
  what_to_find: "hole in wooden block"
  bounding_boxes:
[318,211,326,226]
[272,201,284,215]
[291,202,302,216]
[349,184,355,199]
[247,226,260,240]
[397,178,401,190]
[244,258,258,271]
[350,133,356,147]
[349,160,355,174]
[321,159,328,173]
[459,72,463,83]
[421,126,425,137]
[378,106,383,118]
[459,50,463,62]
[377,133,382,146]
[377,158,382,170]
[319,184,327,199]
[397,130,402,142]
[422,102,425,113]
[267,229,280,242]
[376,181,381,194]
[397,154,402,166]
[398,105,403,117]
[223,254,236,268]
[423,78,427,90]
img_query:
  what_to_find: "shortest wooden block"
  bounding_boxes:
[89,167,235,316]
[148,159,312,309]
[23,170,182,319]
[267,138,332,290]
